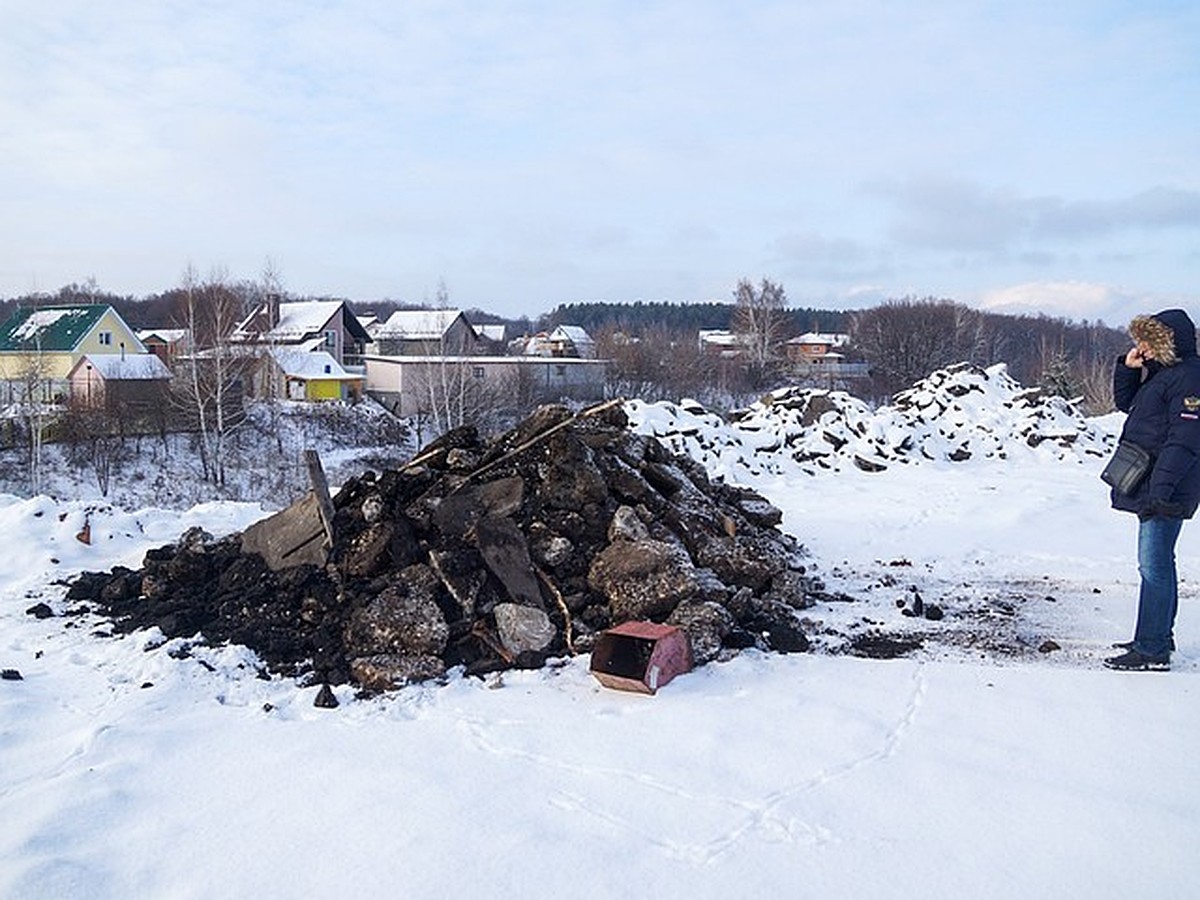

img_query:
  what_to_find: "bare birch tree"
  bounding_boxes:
[731,277,788,386]
[170,265,251,487]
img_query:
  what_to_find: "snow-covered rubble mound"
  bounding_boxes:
[626,362,1114,482]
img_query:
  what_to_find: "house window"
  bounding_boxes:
[98,331,112,346]
[324,330,337,348]
[472,366,485,379]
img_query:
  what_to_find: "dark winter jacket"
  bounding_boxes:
[1111,308,1200,519]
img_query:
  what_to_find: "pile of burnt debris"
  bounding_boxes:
[67,400,821,693]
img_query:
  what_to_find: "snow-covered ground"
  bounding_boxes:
[3,368,1199,899]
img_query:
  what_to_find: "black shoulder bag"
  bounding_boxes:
[1100,440,1153,494]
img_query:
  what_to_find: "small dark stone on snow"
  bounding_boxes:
[313,684,339,708]
[26,602,54,619]
[2,669,23,681]
[1038,640,1061,653]
[923,604,944,621]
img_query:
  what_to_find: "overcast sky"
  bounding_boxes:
[2,1,1197,323]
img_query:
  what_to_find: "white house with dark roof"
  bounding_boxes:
[229,298,372,401]
[231,299,371,368]
[368,309,478,356]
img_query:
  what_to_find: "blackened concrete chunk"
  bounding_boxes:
[696,532,792,592]
[475,515,544,610]
[479,476,525,518]
[766,569,815,610]
[738,597,810,653]
[432,476,525,539]
[350,653,446,692]
[668,600,736,666]
[494,603,556,655]
[588,539,700,621]
[528,523,573,568]
[343,573,449,658]
[342,521,396,578]
[537,433,610,510]
[607,505,650,543]
[428,549,486,619]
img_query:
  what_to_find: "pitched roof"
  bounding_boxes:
[373,309,466,340]
[72,353,173,381]
[0,305,111,352]
[269,301,344,340]
[549,325,593,344]
[474,323,506,342]
[137,328,189,344]
[270,349,361,380]
[233,300,371,344]
[790,332,850,346]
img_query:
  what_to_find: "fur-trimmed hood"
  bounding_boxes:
[1129,308,1197,366]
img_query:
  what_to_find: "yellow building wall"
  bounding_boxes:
[307,380,343,401]
[0,351,76,380]
[77,309,146,358]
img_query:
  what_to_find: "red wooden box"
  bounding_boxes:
[589,621,693,694]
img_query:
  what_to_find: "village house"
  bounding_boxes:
[229,298,370,401]
[472,322,508,355]
[68,352,174,412]
[519,325,597,359]
[0,304,150,403]
[364,316,606,417]
[363,354,610,417]
[270,349,364,402]
[136,328,191,367]
[784,331,851,364]
[368,309,478,356]
[697,329,748,359]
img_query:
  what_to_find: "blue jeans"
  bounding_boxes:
[1133,515,1184,658]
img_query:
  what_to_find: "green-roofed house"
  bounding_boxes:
[0,304,148,403]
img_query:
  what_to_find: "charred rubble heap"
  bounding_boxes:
[67,402,820,692]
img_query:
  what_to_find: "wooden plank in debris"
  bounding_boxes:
[304,449,336,547]
[241,493,329,570]
[240,450,339,571]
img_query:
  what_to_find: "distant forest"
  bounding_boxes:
[537,300,848,335]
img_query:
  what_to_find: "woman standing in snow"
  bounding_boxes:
[1106,309,1200,671]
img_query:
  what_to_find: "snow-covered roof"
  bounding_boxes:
[373,309,465,340]
[790,332,849,346]
[474,324,506,342]
[137,328,189,344]
[0,305,112,352]
[698,329,744,347]
[267,301,344,341]
[271,349,360,380]
[549,325,593,344]
[73,353,173,381]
